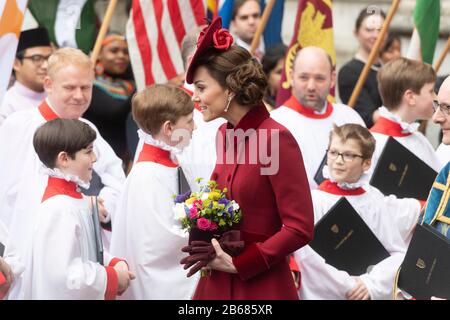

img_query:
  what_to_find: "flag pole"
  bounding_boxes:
[434,36,450,73]
[250,0,276,55]
[90,0,118,64]
[348,0,401,108]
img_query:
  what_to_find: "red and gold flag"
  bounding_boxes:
[275,0,335,107]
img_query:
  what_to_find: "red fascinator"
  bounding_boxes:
[185,17,234,84]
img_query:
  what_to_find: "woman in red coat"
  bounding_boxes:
[182,17,314,300]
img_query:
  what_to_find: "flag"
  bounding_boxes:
[261,0,284,48]
[218,0,234,29]
[0,0,28,106]
[206,0,219,21]
[127,0,205,91]
[275,0,336,107]
[406,0,440,65]
[27,0,96,54]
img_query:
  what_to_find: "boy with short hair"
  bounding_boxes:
[27,118,133,300]
[295,124,420,300]
[371,57,441,175]
[110,84,198,299]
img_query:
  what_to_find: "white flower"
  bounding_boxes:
[201,193,209,200]
[232,201,240,211]
[173,203,186,221]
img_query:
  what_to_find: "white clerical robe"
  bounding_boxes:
[25,179,119,300]
[110,143,199,299]
[0,100,125,298]
[0,220,24,299]
[271,96,365,188]
[295,182,413,300]
[436,143,450,169]
[0,81,46,126]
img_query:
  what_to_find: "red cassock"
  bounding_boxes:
[193,104,314,300]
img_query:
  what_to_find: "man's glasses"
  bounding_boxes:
[21,54,51,66]
[432,100,450,116]
[327,149,364,162]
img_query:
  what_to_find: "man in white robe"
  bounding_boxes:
[0,28,52,125]
[0,48,125,299]
[271,47,365,189]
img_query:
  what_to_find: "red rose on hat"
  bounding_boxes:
[213,29,233,50]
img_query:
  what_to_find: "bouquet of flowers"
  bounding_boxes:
[173,179,242,239]
[174,179,244,277]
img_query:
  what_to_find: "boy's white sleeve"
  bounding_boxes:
[295,246,357,300]
[31,206,118,300]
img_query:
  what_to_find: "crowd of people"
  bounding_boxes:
[0,0,449,300]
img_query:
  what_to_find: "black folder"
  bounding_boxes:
[178,167,191,195]
[398,223,450,299]
[309,197,390,275]
[90,197,104,265]
[370,137,437,199]
[314,152,328,185]
[0,242,4,257]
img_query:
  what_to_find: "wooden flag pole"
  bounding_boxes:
[348,0,401,108]
[250,0,276,55]
[434,35,450,73]
[90,0,118,64]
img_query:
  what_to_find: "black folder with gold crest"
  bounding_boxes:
[370,137,437,200]
[90,197,104,265]
[398,223,450,299]
[314,152,328,186]
[0,241,4,257]
[309,197,390,275]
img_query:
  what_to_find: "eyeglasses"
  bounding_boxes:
[327,149,364,162]
[432,100,450,116]
[21,54,51,66]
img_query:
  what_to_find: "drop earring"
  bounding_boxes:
[224,95,233,112]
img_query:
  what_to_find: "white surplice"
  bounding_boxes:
[295,181,415,300]
[271,97,365,188]
[436,143,450,169]
[0,81,46,126]
[0,100,125,298]
[25,178,119,300]
[110,140,199,300]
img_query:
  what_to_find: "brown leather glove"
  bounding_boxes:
[180,230,245,277]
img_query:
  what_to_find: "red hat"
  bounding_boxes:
[185,17,234,84]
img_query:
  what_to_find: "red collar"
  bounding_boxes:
[180,85,201,111]
[318,180,366,196]
[226,103,269,131]
[370,117,412,137]
[42,176,83,202]
[136,143,178,167]
[284,96,333,119]
[38,100,59,121]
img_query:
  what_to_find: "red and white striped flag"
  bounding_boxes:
[127,0,205,91]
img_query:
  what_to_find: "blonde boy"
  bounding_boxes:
[295,124,420,300]
[110,84,198,299]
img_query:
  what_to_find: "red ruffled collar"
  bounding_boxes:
[42,176,83,202]
[283,96,333,119]
[318,179,366,196]
[137,143,178,167]
[370,116,412,137]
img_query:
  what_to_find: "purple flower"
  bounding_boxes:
[218,198,229,206]
[175,191,191,203]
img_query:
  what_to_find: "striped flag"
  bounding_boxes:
[27,0,96,54]
[275,0,336,107]
[206,0,219,21]
[406,0,440,65]
[0,0,28,106]
[127,0,205,91]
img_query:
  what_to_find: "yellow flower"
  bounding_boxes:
[208,191,221,201]
[185,197,197,205]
